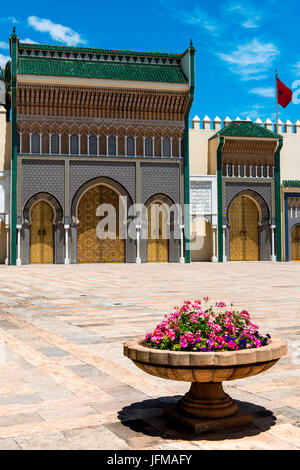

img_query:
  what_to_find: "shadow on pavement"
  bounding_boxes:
[117,395,277,442]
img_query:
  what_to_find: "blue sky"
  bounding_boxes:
[1,0,300,126]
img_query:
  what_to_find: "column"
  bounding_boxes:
[143,136,146,157]
[170,137,173,158]
[222,225,227,262]
[5,214,9,265]
[64,222,70,265]
[136,224,141,264]
[39,133,42,154]
[16,221,22,266]
[152,136,155,157]
[270,225,276,262]
[211,227,217,262]
[29,132,32,154]
[180,224,185,263]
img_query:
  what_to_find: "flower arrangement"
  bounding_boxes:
[145,298,271,352]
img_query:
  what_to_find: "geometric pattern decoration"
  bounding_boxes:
[22,160,65,209]
[229,196,259,261]
[77,185,125,263]
[141,163,179,204]
[223,179,274,223]
[30,201,54,264]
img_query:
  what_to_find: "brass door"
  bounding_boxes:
[30,201,54,264]
[291,226,300,260]
[147,202,169,262]
[229,196,259,261]
[77,185,125,263]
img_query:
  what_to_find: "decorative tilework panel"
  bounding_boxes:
[22,159,65,208]
[69,160,136,209]
[141,162,180,204]
[224,180,274,223]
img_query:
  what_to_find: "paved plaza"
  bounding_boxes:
[0,262,299,450]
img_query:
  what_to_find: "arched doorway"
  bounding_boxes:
[77,184,125,263]
[229,195,259,261]
[291,225,300,261]
[147,200,169,262]
[30,201,54,264]
[191,217,213,262]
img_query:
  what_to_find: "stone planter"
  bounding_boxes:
[124,338,287,433]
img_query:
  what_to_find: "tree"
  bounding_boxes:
[0,60,11,122]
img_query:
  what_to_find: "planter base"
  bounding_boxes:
[178,382,238,419]
[164,405,253,435]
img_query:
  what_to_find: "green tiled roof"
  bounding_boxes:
[210,121,282,139]
[18,56,187,83]
[282,180,300,187]
[18,42,183,59]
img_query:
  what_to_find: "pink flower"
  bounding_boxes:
[216,301,226,308]
[225,310,233,317]
[227,341,236,349]
[190,314,199,323]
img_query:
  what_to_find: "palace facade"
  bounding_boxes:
[1,30,300,264]
[3,31,195,265]
[189,116,300,262]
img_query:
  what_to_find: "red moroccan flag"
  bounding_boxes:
[277,77,293,108]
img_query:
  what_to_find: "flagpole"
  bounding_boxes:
[275,70,278,132]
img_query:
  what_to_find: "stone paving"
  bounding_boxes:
[0,262,299,450]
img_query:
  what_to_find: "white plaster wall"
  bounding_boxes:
[280,134,300,181]
[189,126,215,176]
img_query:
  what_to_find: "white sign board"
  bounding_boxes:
[0,82,5,105]
[0,81,5,104]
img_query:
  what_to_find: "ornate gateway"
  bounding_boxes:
[147,201,169,262]
[30,201,54,264]
[77,185,125,263]
[291,225,300,261]
[229,196,259,261]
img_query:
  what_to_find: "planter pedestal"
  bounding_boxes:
[164,381,252,434]
[165,405,252,434]
[124,338,287,434]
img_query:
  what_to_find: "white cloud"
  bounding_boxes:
[0,16,18,24]
[217,39,279,80]
[249,87,275,98]
[28,16,87,46]
[0,41,9,50]
[292,61,300,75]
[20,38,39,44]
[157,1,220,36]
[225,3,261,28]
[0,53,10,67]
[178,7,219,35]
